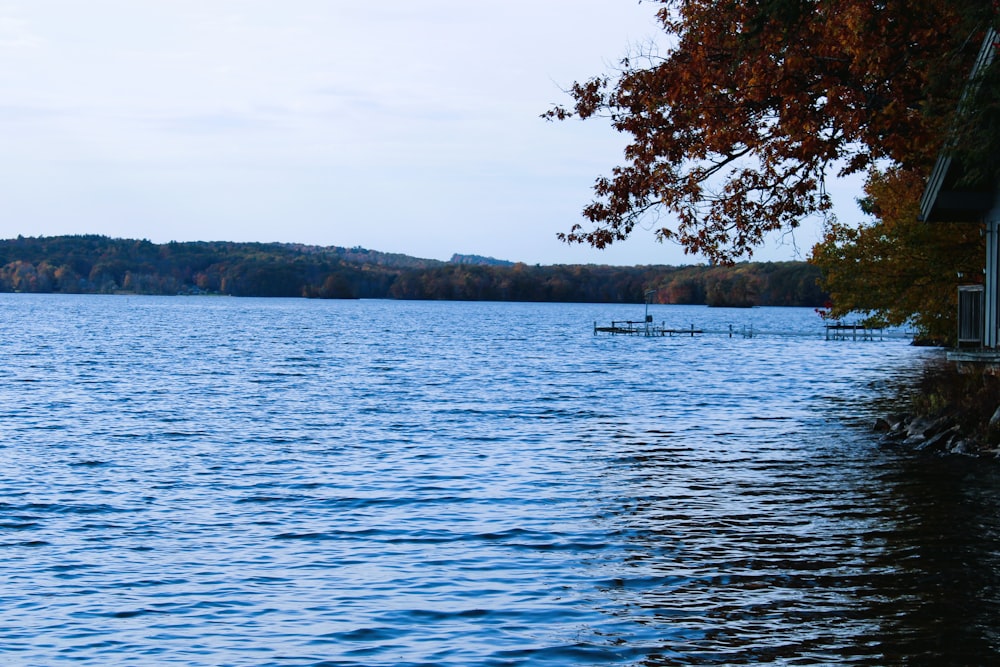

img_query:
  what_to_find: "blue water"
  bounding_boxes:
[2,294,999,665]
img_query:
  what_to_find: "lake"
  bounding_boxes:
[1,294,999,665]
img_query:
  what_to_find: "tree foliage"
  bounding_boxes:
[0,235,825,307]
[811,168,983,342]
[546,0,995,263]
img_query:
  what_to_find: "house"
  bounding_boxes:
[919,27,1000,361]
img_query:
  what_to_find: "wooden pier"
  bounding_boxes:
[824,322,884,341]
[594,289,891,341]
[594,320,703,337]
[592,318,894,341]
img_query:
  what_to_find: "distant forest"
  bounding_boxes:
[0,235,826,307]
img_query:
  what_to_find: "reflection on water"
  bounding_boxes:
[861,456,1000,663]
[0,295,998,665]
[602,431,1000,665]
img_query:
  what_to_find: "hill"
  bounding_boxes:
[0,235,826,306]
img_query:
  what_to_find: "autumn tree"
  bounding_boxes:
[546,0,996,263]
[811,168,983,341]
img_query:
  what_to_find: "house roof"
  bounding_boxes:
[918,153,996,222]
[919,27,999,223]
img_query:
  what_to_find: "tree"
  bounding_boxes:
[811,167,983,342]
[546,0,995,264]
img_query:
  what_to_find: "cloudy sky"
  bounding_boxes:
[0,0,857,265]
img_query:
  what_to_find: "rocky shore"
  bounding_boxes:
[873,363,1000,457]
[874,413,992,456]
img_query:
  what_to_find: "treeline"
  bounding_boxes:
[0,235,826,306]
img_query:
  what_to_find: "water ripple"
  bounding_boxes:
[1,296,998,665]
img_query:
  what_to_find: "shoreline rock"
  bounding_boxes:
[875,412,989,457]
[872,360,1000,458]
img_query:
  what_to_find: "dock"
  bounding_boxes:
[594,288,891,342]
[824,322,884,341]
[594,320,703,337]
[592,318,896,341]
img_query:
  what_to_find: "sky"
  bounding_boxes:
[0,0,865,266]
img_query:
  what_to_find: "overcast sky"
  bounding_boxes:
[0,0,859,265]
